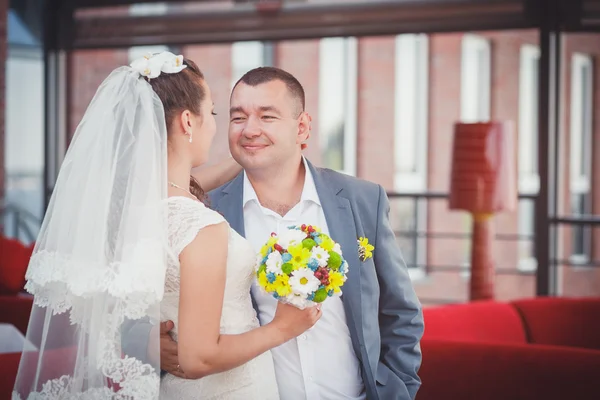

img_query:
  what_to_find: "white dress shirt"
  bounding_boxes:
[244,158,366,400]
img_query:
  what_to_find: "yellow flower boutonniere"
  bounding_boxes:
[358,237,374,262]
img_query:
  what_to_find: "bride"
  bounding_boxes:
[12,52,321,399]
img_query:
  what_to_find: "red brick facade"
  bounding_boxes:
[69,49,130,139]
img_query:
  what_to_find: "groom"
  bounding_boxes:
[163,67,424,399]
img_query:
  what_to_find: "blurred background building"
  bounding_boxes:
[1,0,599,305]
[1,1,600,399]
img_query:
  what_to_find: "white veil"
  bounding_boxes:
[12,58,178,399]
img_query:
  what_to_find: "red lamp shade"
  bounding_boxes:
[449,122,517,214]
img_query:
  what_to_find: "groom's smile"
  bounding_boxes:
[229,79,307,172]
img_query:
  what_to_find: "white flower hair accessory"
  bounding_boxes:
[130,51,186,79]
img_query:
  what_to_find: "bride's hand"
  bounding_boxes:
[270,302,322,343]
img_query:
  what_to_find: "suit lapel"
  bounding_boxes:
[308,162,364,346]
[215,172,246,237]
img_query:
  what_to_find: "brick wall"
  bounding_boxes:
[68,50,129,140]
[357,36,395,189]
[182,44,233,165]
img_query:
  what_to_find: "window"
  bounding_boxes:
[394,34,429,191]
[569,53,593,263]
[517,44,540,271]
[460,34,491,123]
[231,41,273,89]
[318,37,357,176]
[393,34,429,279]
[4,9,44,242]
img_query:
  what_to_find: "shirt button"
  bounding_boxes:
[301,334,307,340]
[308,376,313,381]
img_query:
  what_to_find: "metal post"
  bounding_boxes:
[43,0,73,209]
[535,0,561,296]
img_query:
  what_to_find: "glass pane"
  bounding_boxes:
[389,197,417,268]
[557,225,599,298]
[3,7,44,244]
[318,37,351,172]
[231,41,265,88]
[580,63,591,176]
[531,57,539,171]
[518,198,535,262]
[570,193,589,257]
[476,47,488,119]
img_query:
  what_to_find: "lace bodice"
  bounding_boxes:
[160,196,279,399]
[162,196,259,335]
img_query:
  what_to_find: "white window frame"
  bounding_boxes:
[393,34,429,280]
[517,44,540,272]
[569,53,594,264]
[459,34,491,274]
[394,34,429,192]
[318,37,357,176]
[231,41,266,90]
[460,34,491,123]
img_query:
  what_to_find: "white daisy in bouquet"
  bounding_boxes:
[255,225,349,309]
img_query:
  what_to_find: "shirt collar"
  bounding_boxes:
[243,157,321,208]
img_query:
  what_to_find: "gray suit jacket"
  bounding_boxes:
[209,160,424,400]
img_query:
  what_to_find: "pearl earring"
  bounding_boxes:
[188,131,193,143]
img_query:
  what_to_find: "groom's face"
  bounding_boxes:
[229,80,307,171]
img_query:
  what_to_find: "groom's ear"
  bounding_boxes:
[296,111,311,145]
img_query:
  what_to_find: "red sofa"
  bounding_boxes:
[0,295,33,399]
[419,298,600,400]
[0,235,35,398]
[1,284,600,399]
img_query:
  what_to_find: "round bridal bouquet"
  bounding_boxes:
[255,225,349,309]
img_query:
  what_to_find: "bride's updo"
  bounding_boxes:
[148,58,207,202]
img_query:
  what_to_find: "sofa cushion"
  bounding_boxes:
[0,295,33,335]
[418,339,600,400]
[423,301,527,344]
[0,236,33,295]
[0,352,21,399]
[512,297,600,350]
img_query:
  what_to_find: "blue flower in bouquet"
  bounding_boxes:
[266,272,276,284]
[339,260,348,274]
[307,258,319,271]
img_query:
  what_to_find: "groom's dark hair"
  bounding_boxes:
[233,67,305,116]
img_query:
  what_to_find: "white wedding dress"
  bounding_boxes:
[160,197,280,399]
